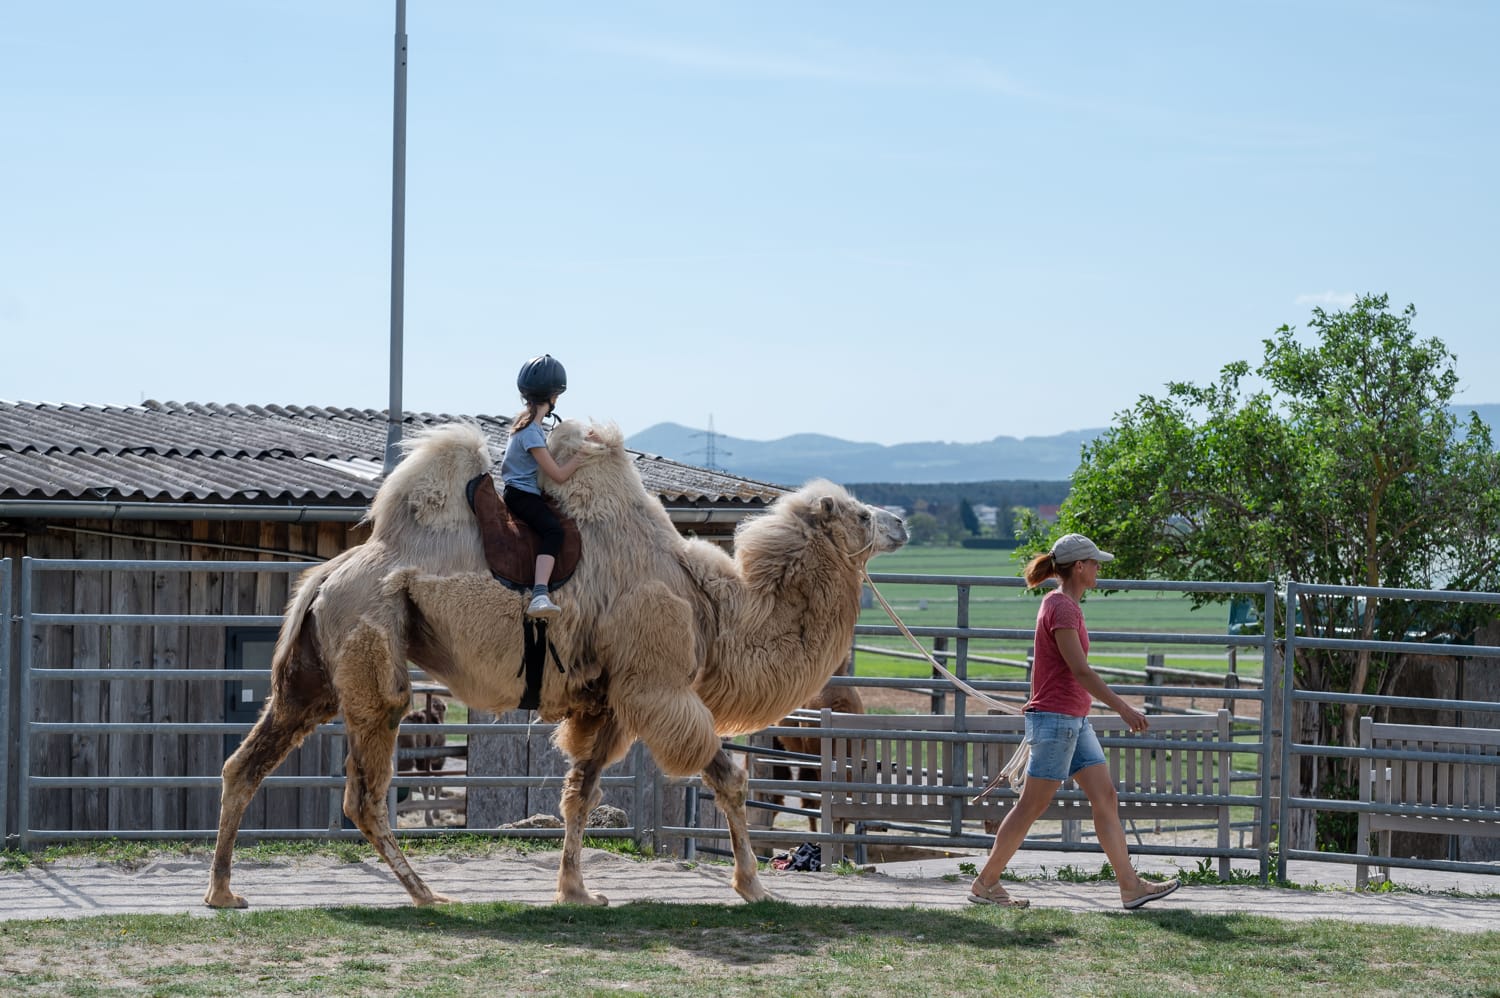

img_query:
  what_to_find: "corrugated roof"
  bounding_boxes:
[0,400,785,509]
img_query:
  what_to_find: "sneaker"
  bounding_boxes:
[1121,877,1180,910]
[968,878,1030,908]
[526,592,561,620]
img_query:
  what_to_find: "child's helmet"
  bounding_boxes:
[517,354,567,404]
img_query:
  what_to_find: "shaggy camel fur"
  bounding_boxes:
[204,419,906,909]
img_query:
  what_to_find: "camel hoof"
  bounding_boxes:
[203,890,249,910]
[556,889,609,907]
[415,891,460,907]
[734,877,774,904]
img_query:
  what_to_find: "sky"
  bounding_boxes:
[3,2,1497,446]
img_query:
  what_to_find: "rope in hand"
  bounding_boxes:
[861,569,1031,796]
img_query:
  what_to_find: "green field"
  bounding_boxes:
[855,546,1259,681]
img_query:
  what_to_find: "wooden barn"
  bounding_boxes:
[0,399,785,840]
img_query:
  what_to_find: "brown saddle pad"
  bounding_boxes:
[465,473,582,593]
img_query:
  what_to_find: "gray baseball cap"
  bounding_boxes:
[1051,533,1114,565]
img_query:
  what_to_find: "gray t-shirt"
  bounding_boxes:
[500,421,548,495]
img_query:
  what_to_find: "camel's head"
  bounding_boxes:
[775,479,908,562]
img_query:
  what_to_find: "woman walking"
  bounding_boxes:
[969,533,1181,910]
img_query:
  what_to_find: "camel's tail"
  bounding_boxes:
[270,557,341,679]
[366,422,495,542]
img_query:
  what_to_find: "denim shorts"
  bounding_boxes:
[1024,710,1107,781]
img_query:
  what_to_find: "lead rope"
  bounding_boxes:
[861,567,1031,796]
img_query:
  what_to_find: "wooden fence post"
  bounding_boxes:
[930,636,948,715]
[1145,653,1165,713]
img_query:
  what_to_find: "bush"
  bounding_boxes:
[960,537,1019,550]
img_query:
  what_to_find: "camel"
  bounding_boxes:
[204,418,906,909]
[396,696,447,775]
[396,696,448,826]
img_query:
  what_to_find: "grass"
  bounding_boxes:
[857,545,1260,682]
[3,841,1495,995]
[0,895,1495,996]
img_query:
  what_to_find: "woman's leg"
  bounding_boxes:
[1073,762,1180,906]
[1071,762,1144,892]
[975,776,1060,890]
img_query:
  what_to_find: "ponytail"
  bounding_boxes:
[1023,551,1057,587]
[512,403,539,432]
[1025,550,1083,588]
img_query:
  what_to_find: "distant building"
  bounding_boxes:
[1037,504,1061,522]
[972,504,999,528]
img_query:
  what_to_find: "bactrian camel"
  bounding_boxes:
[204,418,907,909]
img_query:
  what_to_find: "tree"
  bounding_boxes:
[1049,294,1500,848]
[904,511,944,546]
[958,497,981,536]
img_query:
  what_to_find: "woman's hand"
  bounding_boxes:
[1116,702,1149,733]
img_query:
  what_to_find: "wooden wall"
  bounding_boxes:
[2,515,362,837]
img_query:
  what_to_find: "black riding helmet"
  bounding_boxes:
[517,354,567,405]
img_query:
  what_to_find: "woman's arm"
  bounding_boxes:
[1054,628,1148,732]
[529,446,582,484]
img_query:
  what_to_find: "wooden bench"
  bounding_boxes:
[818,709,1235,875]
[1356,718,1500,888]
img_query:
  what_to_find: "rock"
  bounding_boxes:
[587,805,629,828]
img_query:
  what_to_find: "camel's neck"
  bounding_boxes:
[696,546,866,736]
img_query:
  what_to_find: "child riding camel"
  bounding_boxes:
[500,354,584,619]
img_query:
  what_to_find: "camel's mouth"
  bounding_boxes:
[874,511,909,553]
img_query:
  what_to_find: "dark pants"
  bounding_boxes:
[503,485,564,558]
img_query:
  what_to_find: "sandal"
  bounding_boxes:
[1121,877,1180,910]
[968,878,1030,908]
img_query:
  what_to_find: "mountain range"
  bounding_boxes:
[626,404,1500,486]
[626,423,1105,485]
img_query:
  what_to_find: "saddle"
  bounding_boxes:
[464,473,583,593]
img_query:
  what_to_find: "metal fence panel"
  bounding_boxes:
[1277,579,1500,882]
[11,556,1499,890]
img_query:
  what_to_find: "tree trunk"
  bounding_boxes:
[1459,620,1500,863]
[1283,697,1324,851]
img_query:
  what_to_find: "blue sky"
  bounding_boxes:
[4,2,1496,445]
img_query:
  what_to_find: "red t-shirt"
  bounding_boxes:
[1025,589,1093,717]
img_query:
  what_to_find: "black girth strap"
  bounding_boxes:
[517,618,566,710]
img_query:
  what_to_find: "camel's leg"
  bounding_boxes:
[703,749,774,903]
[204,682,336,908]
[554,712,626,905]
[335,622,455,906]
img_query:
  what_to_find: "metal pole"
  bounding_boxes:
[0,559,10,843]
[1277,580,1299,882]
[17,559,33,849]
[383,0,409,474]
[1258,578,1275,882]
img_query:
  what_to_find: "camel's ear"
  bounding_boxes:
[817,495,837,519]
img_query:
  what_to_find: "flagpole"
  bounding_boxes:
[383,0,408,474]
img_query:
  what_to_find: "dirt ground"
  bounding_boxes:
[857,686,932,712]
[4,846,1497,933]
